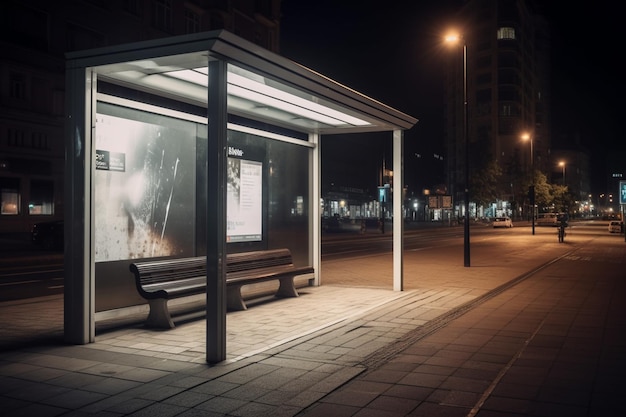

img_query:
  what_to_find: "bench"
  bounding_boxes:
[129,248,314,328]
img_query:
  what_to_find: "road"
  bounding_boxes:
[0,259,64,302]
[321,219,616,260]
[322,223,463,260]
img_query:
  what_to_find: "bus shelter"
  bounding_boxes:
[64,30,417,362]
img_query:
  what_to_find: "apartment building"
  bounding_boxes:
[0,0,281,236]
[444,0,555,218]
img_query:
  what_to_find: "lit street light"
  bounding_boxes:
[559,161,566,185]
[445,31,470,267]
[521,133,535,235]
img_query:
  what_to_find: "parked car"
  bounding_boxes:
[31,220,64,250]
[493,217,513,228]
[608,220,623,234]
[536,213,558,226]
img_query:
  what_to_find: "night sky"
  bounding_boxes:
[279,0,625,195]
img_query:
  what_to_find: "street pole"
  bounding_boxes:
[522,132,535,235]
[463,42,470,267]
[530,136,535,235]
[445,32,470,267]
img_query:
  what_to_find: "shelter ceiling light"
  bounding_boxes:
[165,67,370,127]
[227,72,369,126]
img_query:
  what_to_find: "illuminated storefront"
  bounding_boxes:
[65,30,417,362]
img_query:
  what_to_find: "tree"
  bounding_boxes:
[532,170,552,211]
[470,159,502,208]
[551,184,575,214]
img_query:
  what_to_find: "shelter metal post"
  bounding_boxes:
[393,129,404,291]
[310,133,321,286]
[206,60,228,363]
[64,66,96,344]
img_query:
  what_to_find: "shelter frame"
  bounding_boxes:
[65,30,417,363]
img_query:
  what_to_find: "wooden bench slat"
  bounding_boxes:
[227,266,314,283]
[140,276,207,298]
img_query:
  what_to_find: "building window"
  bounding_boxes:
[52,90,65,116]
[498,52,519,68]
[66,23,105,52]
[31,132,49,150]
[123,0,142,16]
[498,68,520,86]
[8,128,26,148]
[254,30,263,47]
[1,2,48,51]
[498,86,519,101]
[477,73,492,85]
[1,178,20,215]
[498,117,516,135]
[184,8,200,33]
[29,180,54,215]
[9,73,27,100]
[31,77,50,112]
[476,89,491,104]
[7,128,49,149]
[153,0,173,31]
[255,0,273,15]
[476,56,491,69]
[497,27,516,40]
[476,40,491,52]
[209,13,225,30]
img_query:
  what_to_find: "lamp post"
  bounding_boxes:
[522,133,535,235]
[559,161,566,185]
[445,32,470,267]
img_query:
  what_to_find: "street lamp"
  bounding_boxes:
[559,161,566,185]
[445,32,470,267]
[521,133,535,235]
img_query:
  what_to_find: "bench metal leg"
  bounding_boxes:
[276,277,299,298]
[146,298,175,329]
[226,277,299,311]
[227,286,248,311]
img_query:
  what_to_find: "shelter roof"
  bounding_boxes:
[66,30,418,135]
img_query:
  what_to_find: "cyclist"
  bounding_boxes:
[557,216,567,243]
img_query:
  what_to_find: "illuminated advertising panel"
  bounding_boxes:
[620,181,626,205]
[226,129,268,248]
[227,147,263,242]
[94,109,196,262]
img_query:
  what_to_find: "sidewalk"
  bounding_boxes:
[1,229,624,416]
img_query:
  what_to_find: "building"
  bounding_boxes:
[444,0,553,219]
[602,150,626,217]
[0,0,281,237]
